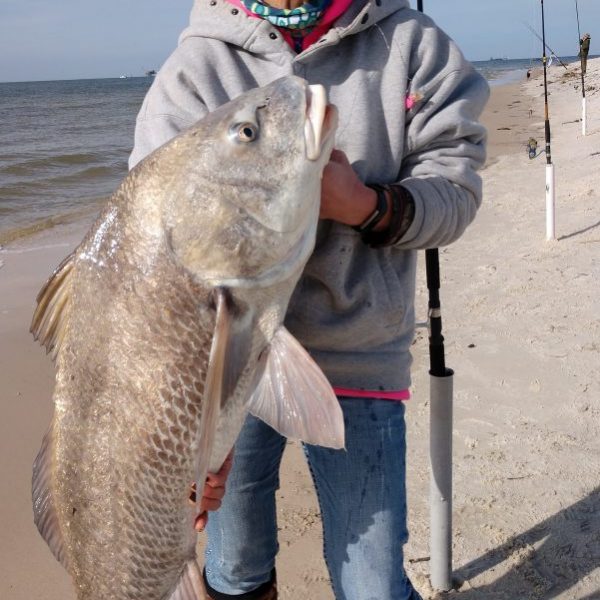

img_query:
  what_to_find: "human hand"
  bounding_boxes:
[319,149,379,227]
[192,451,234,532]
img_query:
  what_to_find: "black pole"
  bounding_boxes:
[575,1,586,100]
[417,1,451,379]
[541,0,552,166]
[426,250,451,377]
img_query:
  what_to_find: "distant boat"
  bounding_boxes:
[119,75,128,79]
[145,69,157,77]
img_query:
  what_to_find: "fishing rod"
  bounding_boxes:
[541,0,556,240]
[416,0,455,593]
[522,21,569,69]
[575,0,587,135]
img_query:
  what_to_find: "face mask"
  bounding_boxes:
[241,0,332,32]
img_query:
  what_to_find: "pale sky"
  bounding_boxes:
[0,0,597,82]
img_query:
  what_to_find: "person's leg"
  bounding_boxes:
[304,398,422,600]
[203,414,285,597]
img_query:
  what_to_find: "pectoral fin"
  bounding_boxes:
[246,327,345,449]
[194,289,229,496]
[194,289,252,498]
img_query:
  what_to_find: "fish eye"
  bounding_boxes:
[233,122,258,143]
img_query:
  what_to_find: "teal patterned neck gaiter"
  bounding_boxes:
[240,0,331,31]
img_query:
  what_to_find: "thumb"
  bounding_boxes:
[195,511,208,533]
[329,148,350,166]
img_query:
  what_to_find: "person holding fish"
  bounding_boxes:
[129,1,489,599]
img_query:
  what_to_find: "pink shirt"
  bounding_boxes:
[333,387,411,401]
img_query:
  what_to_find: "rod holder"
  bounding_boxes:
[429,373,454,591]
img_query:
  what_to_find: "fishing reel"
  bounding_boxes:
[527,137,538,159]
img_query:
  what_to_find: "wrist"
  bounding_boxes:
[372,188,392,231]
[349,185,392,231]
[346,184,378,227]
[359,184,416,248]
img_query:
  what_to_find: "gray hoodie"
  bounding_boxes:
[130,0,489,391]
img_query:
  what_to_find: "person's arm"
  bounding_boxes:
[394,46,489,250]
[320,150,416,245]
[319,149,391,231]
[321,26,488,250]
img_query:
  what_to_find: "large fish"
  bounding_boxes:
[31,76,343,600]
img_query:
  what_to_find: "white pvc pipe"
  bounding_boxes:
[582,97,587,136]
[546,163,555,241]
[430,374,453,591]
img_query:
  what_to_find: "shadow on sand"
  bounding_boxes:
[438,486,600,599]
[558,219,600,242]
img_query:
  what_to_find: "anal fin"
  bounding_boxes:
[32,422,70,571]
[168,560,205,600]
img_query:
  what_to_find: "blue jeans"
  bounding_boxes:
[204,398,422,600]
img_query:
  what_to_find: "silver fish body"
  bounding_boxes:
[31,76,343,600]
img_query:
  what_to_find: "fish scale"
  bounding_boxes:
[49,227,212,599]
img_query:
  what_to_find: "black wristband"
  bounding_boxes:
[352,184,388,234]
[361,184,415,248]
[387,184,415,245]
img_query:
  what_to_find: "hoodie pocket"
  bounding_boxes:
[286,223,414,352]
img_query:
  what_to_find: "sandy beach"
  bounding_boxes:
[1,58,599,599]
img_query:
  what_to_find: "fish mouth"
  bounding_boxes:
[304,85,338,161]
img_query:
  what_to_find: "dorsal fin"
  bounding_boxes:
[30,253,75,360]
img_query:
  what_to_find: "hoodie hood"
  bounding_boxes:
[180,0,410,55]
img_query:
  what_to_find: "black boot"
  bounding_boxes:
[202,569,277,600]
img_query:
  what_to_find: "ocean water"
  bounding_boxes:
[0,58,581,246]
[0,77,153,245]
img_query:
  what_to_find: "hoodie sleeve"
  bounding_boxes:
[129,49,209,170]
[393,24,489,250]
